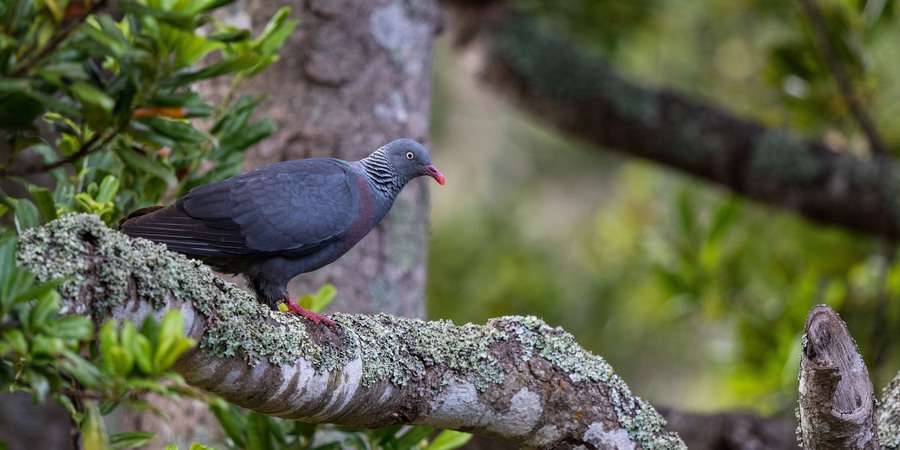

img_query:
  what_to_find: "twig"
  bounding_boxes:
[0,130,112,178]
[10,0,109,78]
[799,0,887,155]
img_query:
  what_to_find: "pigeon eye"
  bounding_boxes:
[405,152,415,160]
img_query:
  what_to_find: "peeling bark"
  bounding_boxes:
[17,215,685,450]
[442,0,900,240]
[798,305,877,449]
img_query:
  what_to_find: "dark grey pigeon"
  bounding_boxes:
[120,139,444,325]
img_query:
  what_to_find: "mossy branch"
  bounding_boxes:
[16,215,684,449]
[444,0,900,240]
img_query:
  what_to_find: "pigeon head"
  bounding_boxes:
[382,138,445,186]
[361,139,445,195]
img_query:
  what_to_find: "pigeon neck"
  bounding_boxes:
[359,149,404,199]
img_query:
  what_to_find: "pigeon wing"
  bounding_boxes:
[122,158,359,257]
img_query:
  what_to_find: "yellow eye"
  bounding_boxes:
[405,152,415,160]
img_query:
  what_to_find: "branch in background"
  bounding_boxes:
[16,215,686,450]
[798,305,878,449]
[798,0,887,155]
[443,1,900,240]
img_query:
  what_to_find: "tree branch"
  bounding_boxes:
[443,1,900,240]
[798,0,887,155]
[798,305,878,449]
[16,214,685,449]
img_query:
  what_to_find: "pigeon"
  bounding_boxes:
[120,138,444,325]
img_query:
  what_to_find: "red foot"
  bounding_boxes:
[284,299,336,326]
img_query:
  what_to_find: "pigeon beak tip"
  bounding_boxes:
[426,164,445,186]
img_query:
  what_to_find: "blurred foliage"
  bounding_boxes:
[431,0,900,415]
[210,402,471,450]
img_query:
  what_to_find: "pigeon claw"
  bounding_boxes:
[284,299,336,326]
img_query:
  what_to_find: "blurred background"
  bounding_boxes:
[1,0,899,448]
[428,0,900,416]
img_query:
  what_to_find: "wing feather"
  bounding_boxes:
[120,158,359,258]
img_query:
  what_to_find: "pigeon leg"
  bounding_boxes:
[284,298,336,326]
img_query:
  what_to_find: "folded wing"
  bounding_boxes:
[121,158,358,257]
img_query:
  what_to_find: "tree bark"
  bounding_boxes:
[442,0,900,240]
[18,214,686,450]
[798,305,878,449]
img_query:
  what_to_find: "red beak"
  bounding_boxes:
[424,164,445,185]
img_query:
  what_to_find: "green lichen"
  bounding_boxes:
[495,316,684,450]
[334,313,508,390]
[17,213,353,370]
[750,129,822,184]
[879,372,900,449]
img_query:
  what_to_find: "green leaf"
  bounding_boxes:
[2,329,27,354]
[7,197,40,233]
[121,322,153,374]
[39,62,88,83]
[60,351,103,387]
[109,345,135,376]
[153,309,195,371]
[168,54,258,86]
[109,432,155,450]
[253,7,297,56]
[12,278,62,306]
[311,284,336,312]
[0,92,44,129]
[96,176,120,204]
[81,401,110,450]
[99,320,119,373]
[210,402,246,448]
[387,426,434,450]
[245,413,272,450]
[27,370,50,402]
[44,0,64,22]
[29,289,59,329]
[217,119,275,154]
[115,146,178,187]
[140,315,161,351]
[0,233,17,300]
[140,117,208,144]
[424,431,472,450]
[49,315,94,340]
[209,29,251,43]
[187,444,215,450]
[28,186,57,223]
[71,82,115,112]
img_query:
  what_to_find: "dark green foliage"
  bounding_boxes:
[0,0,299,448]
[210,401,471,450]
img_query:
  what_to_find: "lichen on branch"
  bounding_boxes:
[17,214,685,449]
